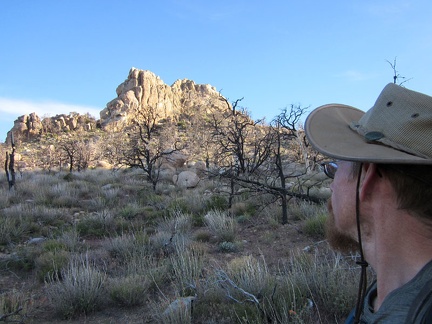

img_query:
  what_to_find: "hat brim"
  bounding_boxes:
[305,104,432,164]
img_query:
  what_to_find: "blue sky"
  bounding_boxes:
[1,0,432,142]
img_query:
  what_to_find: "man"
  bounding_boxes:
[304,83,432,323]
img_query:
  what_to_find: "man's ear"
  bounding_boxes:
[359,163,381,202]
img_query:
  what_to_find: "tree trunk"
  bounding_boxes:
[281,193,288,225]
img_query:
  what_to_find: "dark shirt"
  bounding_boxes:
[345,260,432,323]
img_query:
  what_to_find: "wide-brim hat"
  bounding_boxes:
[305,83,432,164]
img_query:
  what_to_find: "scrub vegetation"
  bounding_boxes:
[0,169,365,323]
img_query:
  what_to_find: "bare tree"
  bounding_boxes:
[5,133,16,190]
[121,105,183,190]
[210,101,324,224]
[58,132,94,173]
[98,131,129,169]
[211,97,271,175]
[209,97,275,207]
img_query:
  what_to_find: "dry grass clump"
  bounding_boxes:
[45,253,107,318]
[170,242,205,296]
[190,248,361,323]
[224,255,275,298]
[158,211,193,235]
[104,230,149,262]
[203,210,236,243]
[35,241,70,282]
[0,205,33,245]
[287,249,360,321]
[76,209,119,238]
[291,200,327,221]
[108,274,150,307]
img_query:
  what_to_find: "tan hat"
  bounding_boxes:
[305,83,432,164]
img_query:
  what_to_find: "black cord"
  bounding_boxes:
[354,163,369,324]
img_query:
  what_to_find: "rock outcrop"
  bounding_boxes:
[99,67,228,131]
[6,112,97,144]
[6,113,42,143]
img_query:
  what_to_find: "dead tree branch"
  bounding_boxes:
[5,132,16,190]
[386,57,412,86]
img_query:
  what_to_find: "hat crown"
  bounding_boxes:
[350,83,432,159]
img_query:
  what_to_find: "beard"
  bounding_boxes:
[325,199,359,254]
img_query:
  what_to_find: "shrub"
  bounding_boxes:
[167,198,192,214]
[58,227,82,252]
[230,201,256,217]
[158,211,192,235]
[119,202,142,220]
[194,229,212,242]
[303,213,327,238]
[126,254,169,291]
[225,255,275,297]
[153,296,195,324]
[42,239,67,252]
[217,241,237,253]
[284,248,361,322]
[35,249,70,282]
[0,213,28,246]
[105,231,149,262]
[290,200,327,221]
[76,210,116,238]
[45,254,107,318]
[203,210,236,243]
[108,274,150,307]
[204,195,229,212]
[32,206,71,228]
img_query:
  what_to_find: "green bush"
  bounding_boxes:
[3,245,42,272]
[217,241,237,253]
[76,210,116,238]
[108,274,150,307]
[105,231,149,262]
[0,214,28,246]
[204,195,228,212]
[230,201,256,217]
[35,249,70,282]
[119,203,142,220]
[303,213,327,238]
[42,239,67,252]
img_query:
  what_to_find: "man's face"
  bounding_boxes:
[325,161,359,254]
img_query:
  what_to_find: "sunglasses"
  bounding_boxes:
[321,161,338,179]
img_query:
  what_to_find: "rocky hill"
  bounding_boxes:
[100,68,228,131]
[6,67,229,142]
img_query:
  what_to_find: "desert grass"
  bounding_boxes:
[170,241,205,296]
[0,168,361,323]
[204,209,236,243]
[45,253,107,318]
[0,288,31,323]
[108,274,150,307]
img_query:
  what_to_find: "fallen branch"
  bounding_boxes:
[215,269,260,304]
[0,306,24,323]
